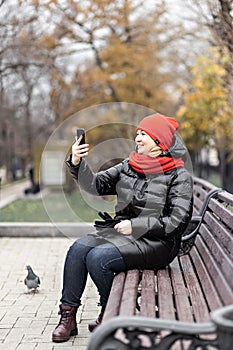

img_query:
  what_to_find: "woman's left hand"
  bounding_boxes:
[114,220,132,235]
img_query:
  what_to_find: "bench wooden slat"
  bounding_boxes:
[179,254,210,322]
[169,259,194,322]
[119,269,139,316]
[199,224,233,291]
[140,270,156,318]
[189,246,223,311]
[208,197,233,231]
[195,234,233,304]
[218,190,233,206]
[204,209,233,261]
[171,258,202,350]
[157,268,176,320]
[193,196,203,215]
[193,186,209,200]
[102,272,126,321]
[193,182,216,209]
[193,177,217,192]
[157,268,184,350]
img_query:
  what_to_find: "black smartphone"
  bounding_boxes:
[76,128,85,144]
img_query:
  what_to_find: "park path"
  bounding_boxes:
[0,180,31,209]
[0,180,99,349]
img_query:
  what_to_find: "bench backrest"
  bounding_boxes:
[186,189,233,309]
[193,177,219,216]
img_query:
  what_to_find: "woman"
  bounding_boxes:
[52,113,193,343]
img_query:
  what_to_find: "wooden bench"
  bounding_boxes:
[88,178,233,350]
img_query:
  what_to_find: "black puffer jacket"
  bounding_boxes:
[66,136,193,269]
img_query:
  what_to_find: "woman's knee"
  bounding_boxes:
[86,244,125,273]
[86,247,103,270]
[66,236,92,259]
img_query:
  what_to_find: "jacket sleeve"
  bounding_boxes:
[66,156,122,196]
[131,169,193,240]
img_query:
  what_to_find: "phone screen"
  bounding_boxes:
[76,128,85,144]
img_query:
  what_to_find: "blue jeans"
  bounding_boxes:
[60,235,126,308]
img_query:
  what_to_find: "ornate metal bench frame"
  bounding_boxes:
[88,304,233,350]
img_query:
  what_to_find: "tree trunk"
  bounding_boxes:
[219,149,233,193]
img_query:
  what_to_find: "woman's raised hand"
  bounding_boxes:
[71,135,89,166]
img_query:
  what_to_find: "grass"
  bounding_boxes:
[0,191,116,222]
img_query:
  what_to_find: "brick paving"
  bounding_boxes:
[0,237,99,350]
[0,181,100,349]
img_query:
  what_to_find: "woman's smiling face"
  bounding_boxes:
[135,130,156,155]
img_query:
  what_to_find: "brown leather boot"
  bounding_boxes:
[52,304,78,342]
[88,307,105,332]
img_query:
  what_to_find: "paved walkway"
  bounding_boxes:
[0,181,99,349]
[0,180,31,209]
[0,237,99,350]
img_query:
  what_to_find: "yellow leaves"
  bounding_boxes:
[176,106,187,119]
[221,54,231,66]
[176,47,233,152]
[32,0,40,6]
[94,30,162,108]
[190,52,227,103]
[193,57,226,77]
[17,30,28,42]
[37,34,57,49]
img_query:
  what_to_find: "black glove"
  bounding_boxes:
[94,212,120,233]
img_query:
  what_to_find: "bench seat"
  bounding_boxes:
[88,179,233,350]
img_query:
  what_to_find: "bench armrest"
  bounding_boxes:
[182,187,222,243]
[181,216,201,242]
[88,316,216,350]
[179,188,222,256]
[88,304,233,350]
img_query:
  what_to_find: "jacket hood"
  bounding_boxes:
[160,133,188,162]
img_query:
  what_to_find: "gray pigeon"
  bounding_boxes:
[24,265,40,293]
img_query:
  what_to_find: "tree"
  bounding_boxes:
[176,0,233,191]
[176,48,233,190]
[0,0,57,179]
[1,0,216,182]
[44,0,187,118]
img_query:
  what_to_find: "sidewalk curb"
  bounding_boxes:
[0,222,94,237]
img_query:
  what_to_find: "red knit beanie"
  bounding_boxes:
[136,113,179,151]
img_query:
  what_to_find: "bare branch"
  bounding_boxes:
[0,0,7,7]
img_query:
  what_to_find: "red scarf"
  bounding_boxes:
[128,151,184,174]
